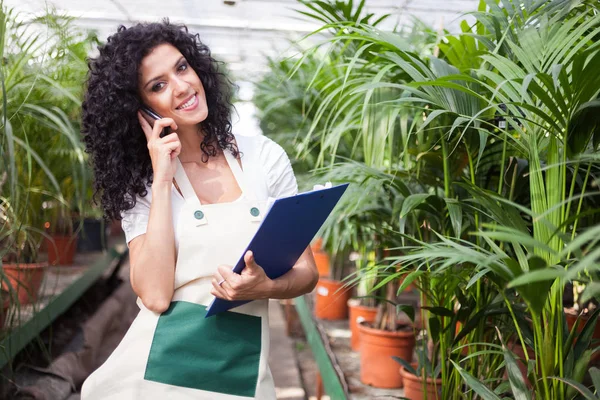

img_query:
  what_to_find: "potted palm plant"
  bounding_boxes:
[1,7,94,302]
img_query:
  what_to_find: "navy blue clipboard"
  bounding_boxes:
[205,183,349,317]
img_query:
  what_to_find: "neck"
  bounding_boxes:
[177,124,213,163]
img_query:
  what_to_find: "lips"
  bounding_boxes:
[176,93,197,110]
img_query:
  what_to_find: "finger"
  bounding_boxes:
[164,141,181,157]
[152,118,178,140]
[213,271,225,285]
[211,278,230,299]
[244,251,258,270]
[218,265,242,290]
[160,132,180,143]
[210,286,229,300]
[218,265,236,280]
[137,112,153,140]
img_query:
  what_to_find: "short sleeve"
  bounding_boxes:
[120,190,152,245]
[258,136,298,198]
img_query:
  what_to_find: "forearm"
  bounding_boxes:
[130,182,176,312]
[267,249,318,299]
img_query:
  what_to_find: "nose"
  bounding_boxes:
[172,76,189,97]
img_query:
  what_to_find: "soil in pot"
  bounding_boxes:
[400,364,442,400]
[2,263,47,304]
[46,235,77,265]
[348,298,377,351]
[358,321,415,388]
[315,278,351,320]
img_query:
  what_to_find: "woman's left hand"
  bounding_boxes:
[211,251,273,301]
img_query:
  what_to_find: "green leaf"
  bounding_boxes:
[507,266,564,288]
[451,360,502,400]
[429,317,441,342]
[392,356,415,376]
[422,306,454,318]
[550,377,597,400]
[396,304,415,323]
[400,193,433,218]
[444,198,463,238]
[589,367,600,393]
[579,282,600,305]
[503,345,532,400]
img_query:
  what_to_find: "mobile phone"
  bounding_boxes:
[140,105,172,138]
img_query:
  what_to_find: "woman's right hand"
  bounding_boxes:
[137,112,180,184]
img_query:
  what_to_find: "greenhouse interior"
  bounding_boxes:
[0,0,599,399]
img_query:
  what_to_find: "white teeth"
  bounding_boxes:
[178,95,195,110]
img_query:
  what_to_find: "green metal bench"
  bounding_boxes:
[295,295,349,400]
[0,245,129,369]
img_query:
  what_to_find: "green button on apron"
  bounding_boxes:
[194,210,204,220]
[250,207,260,217]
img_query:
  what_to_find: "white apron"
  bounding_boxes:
[81,150,275,399]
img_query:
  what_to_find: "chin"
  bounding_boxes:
[178,108,208,126]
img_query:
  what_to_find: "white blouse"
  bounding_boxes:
[120,134,298,246]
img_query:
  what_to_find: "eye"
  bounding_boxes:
[151,82,166,92]
[178,62,188,72]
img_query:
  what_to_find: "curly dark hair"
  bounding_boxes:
[82,20,238,220]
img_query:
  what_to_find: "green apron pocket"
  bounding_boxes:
[144,301,262,397]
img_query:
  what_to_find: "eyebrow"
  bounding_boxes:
[144,56,186,90]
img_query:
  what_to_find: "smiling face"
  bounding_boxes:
[138,43,208,128]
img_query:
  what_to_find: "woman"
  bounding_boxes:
[81,20,318,399]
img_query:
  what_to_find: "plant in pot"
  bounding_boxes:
[1,211,47,306]
[0,6,91,304]
[44,203,77,266]
[347,247,379,351]
[313,234,353,321]
[385,2,600,395]
[394,346,442,400]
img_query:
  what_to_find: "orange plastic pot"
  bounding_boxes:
[313,252,330,277]
[358,322,415,388]
[401,365,442,400]
[311,238,330,277]
[46,235,77,265]
[348,299,378,351]
[2,263,47,304]
[315,278,351,320]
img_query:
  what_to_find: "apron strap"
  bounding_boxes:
[174,158,202,206]
[224,150,257,201]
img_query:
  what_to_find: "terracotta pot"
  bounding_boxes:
[315,278,351,320]
[0,296,10,330]
[45,235,77,265]
[401,364,442,400]
[358,322,415,388]
[2,263,47,304]
[565,310,600,339]
[348,299,378,351]
[505,340,535,388]
[109,219,123,237]
[565,309,600,361]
